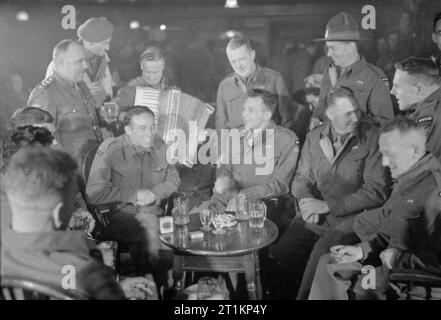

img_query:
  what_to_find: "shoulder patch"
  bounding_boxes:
[417,116,433,128]
[380,76,390,90]
[41,77,54,88]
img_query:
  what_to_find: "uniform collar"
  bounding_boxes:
[121,134,161,160]
[320,122,361,142]
[2,228,92,254]
[138,76,169,91]
[53,71,77,89]
[395,153,439,183]
[338,56,366,77]
[234,63,262,86]
[412,87,441,112]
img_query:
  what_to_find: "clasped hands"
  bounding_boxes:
[329,245,398,268]
[119,276,156,300]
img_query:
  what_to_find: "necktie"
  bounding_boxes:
[333,135,343,154]
[329,64,338,87]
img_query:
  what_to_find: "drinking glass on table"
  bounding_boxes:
[212,211,225,235]
[199,208,213,231]
[248,200,267,228]
[234,195,249,220]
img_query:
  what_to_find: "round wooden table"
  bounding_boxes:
[160,214,279,300]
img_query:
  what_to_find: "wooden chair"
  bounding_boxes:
[389,269,441,300]
[1,277,86,300]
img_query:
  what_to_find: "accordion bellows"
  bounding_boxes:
[134,87,214,166]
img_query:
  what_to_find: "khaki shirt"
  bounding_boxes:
[86,134,180,205]
[27,72,101,163]
[316,56,394,125]
[292,122,390,224]
[217,121,300,200]
[216,64,294,130]
[116,76,170,108]
[409,87,441,161]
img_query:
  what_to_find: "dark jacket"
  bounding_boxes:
[359,153,441,275]
[292,122,390,227]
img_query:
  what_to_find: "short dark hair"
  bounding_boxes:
[11,107,54,130]
[122,106,155,127]
[380,116,420,135]
[139,46,165,63]
[11,126,55,149]
[433,12,441,32]
[247,88,278,114]
[3,146,78,202]
[395,57,440,85]
[227,35,253,51]
[325,86,360,110]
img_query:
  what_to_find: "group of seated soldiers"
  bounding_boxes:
[2,11,441,300]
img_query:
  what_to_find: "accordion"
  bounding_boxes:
[134,87,214,166]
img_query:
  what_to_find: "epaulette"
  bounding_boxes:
[39,77,54,89]
[96,137,119,156]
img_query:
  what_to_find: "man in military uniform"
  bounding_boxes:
[28,39,102,165]
[313,12,394,126]
[86,107,180,275]
[353,57,441,242]
[117,46,171,108]
[215,89,300,230]
[216,36,295,131]
[272,86,390,300]
[46,17,115,107]
[309,118,441,300]
[390,57,441,160]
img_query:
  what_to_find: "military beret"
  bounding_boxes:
[77,17,114,43]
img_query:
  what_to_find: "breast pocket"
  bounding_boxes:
[228,94,245,124]
[58,106,91,132]
[351,85,370,115]
[339,150,367,185]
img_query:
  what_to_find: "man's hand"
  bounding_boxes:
[305,214,319,224]
[380,248,398,269]
[86,81,104,95]
[119,276,156,300]
[299,198,329,221]
[136,189,156,206]
[330,245,363,264]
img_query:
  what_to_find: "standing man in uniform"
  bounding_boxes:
[46,17,115,107]
[216,36,295,131]
[117,47,171,108]
[28,39,102,165]
[313,12,394,126]
[272,86,390,300]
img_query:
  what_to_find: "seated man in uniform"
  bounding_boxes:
[1,146,155,300]
[309,118,441,300]
[214,89,300,231]
[86,106,180,277]
[272,86,390,299]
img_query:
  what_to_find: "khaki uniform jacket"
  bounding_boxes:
[315,56,394,126]
[86,134,180,205]
[46,52,114,107]
[358,153,441,275]
[27,72,101,163]
[216,64,294,130]
[409,87,441,161]
[217,121,300,200]
[292,122,390,226]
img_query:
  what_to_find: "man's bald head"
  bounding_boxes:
[52,39,87,83]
